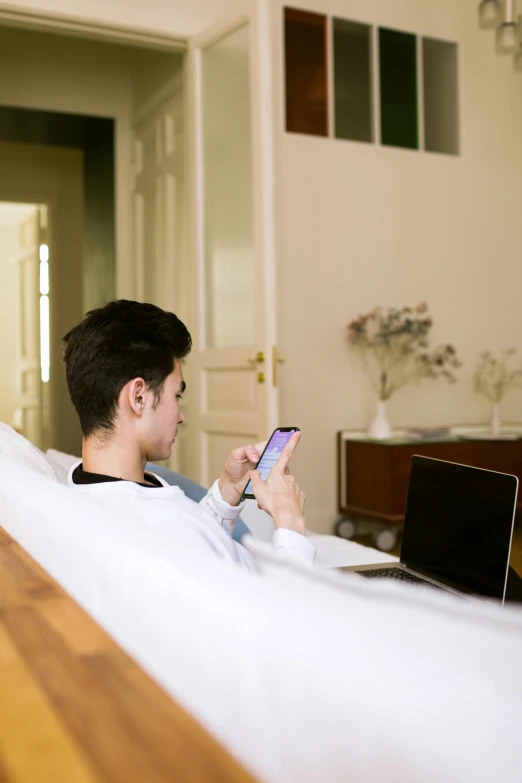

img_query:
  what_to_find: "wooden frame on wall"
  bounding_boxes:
[284,7,329,137]
[283,5,460,157]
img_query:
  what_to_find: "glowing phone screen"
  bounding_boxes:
[243,429,297,496]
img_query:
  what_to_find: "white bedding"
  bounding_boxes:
[1,429,522,782]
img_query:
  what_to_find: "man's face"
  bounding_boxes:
[140,362,185,463]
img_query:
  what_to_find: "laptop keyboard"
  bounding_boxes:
[359,568,446,592]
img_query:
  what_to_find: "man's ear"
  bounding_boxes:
[125,378,148,416]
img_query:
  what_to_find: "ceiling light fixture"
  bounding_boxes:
[496,0,520,54]
[479,1,522,67]
[478,0,502,28]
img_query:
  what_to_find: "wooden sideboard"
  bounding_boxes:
[338,430,522,527]
[0,527,255,783]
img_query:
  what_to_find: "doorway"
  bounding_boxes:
[0,105,116,316]
[0,24,184,458]
[0,201,48,448]
[0,140,84,455]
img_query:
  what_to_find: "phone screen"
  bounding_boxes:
[242,428,298,498]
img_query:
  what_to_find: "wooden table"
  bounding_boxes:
[0,527,255,783]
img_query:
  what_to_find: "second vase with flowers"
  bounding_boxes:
[474,349,522,436]
[347,303,462,439]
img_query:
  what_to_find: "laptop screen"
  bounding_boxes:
[401,456,518,601]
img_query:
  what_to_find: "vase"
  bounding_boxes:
[368,400,392,440]
[491,402,501,436]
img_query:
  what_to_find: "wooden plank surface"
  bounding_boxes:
[0,527,256,783]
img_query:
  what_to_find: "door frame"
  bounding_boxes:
[0,2,186,51]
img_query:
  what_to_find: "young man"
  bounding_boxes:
[62,300,315,569]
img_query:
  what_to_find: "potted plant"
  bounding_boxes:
[474,349,522,435]
[347,303,461,439]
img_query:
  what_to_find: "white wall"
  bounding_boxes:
[272,0,522,533]
[0,222,21,426]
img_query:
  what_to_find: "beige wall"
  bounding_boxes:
[272,0,522,532]
[0,223,22,425]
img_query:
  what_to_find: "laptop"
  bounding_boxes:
[342,455,518,606]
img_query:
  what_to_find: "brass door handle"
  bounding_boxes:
[247,351,265,365]
[272,347,286,387]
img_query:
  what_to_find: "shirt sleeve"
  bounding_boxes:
[199,481,317,567]
[271,528,316,566]
[199,479,245,536]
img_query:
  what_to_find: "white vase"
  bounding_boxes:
[491,402,501,436]
[368,400,392,440]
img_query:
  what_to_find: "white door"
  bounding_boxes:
[133,95,182,312]
[16,208,43,448]
[133,90,186,471]
[187,1,280,485]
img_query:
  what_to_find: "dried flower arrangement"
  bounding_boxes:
[474,349,522,404]
[347,303,462,402]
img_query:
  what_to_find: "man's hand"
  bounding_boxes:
[218,440,266,506]
[249,431,306,535]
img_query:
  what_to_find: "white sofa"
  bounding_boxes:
[1,425,522,783]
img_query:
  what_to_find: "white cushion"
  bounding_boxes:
[45,447,78,484]
[1,454,521,783]
[243,536,522,782]
[0,423,57,480]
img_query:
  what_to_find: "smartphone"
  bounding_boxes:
[241,427,300,500]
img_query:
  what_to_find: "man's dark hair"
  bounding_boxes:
[62,300,192,437]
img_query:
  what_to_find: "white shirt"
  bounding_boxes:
[68,462,316,570]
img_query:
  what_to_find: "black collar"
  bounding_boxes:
[72,464,163,488]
